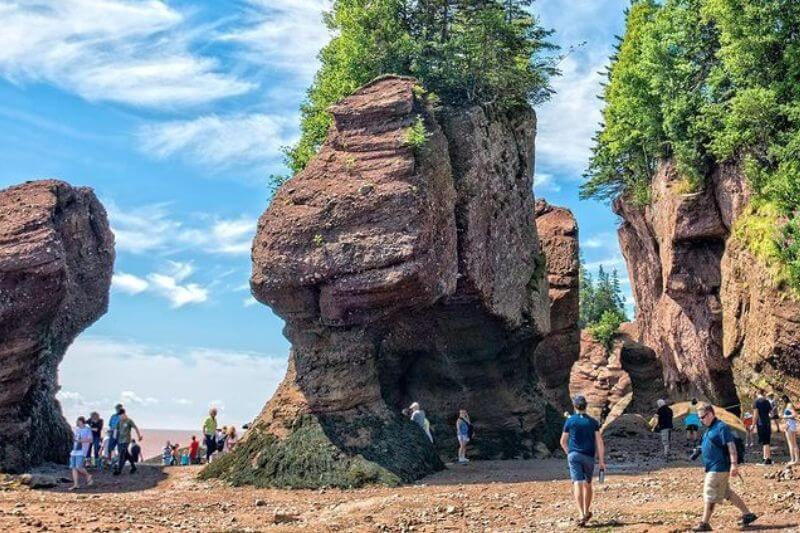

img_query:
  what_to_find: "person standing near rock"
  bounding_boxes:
[691,403,757,532]
[684,399,701,447]
[189,435,200,465]
[456,409,472,465]
[409,402,433,443]
[655,399,673,457]
[86,412,103,467]
[113,409,142,475]
[560,394,605,527]
[69,416,94,490]
[202,408,218,463]
[781,395,798,465]
[752,391,773,465]
[107,403,123,467]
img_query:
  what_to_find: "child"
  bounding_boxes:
[70,417,94,490]
[129,439,142,469]
[98,429,112,470]
[162,442,173,466]
[180,452,190,466]
[743,412,754,447]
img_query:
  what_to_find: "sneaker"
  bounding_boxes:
[738,513,758,526]
[691,523,712,532]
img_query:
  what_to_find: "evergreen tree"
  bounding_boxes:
[579,260,628,328]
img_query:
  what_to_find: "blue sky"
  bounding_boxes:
[0,0,629,430]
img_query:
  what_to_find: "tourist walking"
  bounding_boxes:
[781,395,798,465]
[202,408,218,463]
[560,394,605,527]
[162,442,173,466]
[99,429,112,470]
[225,426,238,453]
[107,403,123,467]
[752,391,773,465]
[189,436,200,465]
[69,416,94,490]
[691,403,757,531]
[742,412,754,447]
[655,399,673,457]
[113,409,142,475]
[456,409,472,465]
[684,399,701,446]
[87,412,103,467]
[409,402,433,443]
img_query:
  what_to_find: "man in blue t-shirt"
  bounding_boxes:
[751,391,773,465]
[691,403,758,532]
[560,395,605,527]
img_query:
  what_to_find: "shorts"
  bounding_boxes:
[786,419,798,433]
[686,424,698,432]
[660,429,671,447]
[457,435,470,444]
[703,472,731,503]
[69,454,85,469]
[567,452,595,483]
[757,423,771,445]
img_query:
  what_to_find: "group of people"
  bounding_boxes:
[748,391,798,465]
[201,408,238,463]
[403,402,474,466]
[69,403,143,490]
[562,394,758,531]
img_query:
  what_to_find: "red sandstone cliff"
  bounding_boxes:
[0,180,114,473]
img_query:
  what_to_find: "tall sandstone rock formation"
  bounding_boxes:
[205,76,563,488]
[533,200,580,409]
[0,180,114,473]
[615,160,800,408]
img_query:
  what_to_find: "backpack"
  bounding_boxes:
[216,436,226,452]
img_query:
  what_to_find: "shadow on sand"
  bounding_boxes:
[47,464,168,494]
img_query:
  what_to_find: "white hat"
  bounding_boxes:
[409,402,420,411]
[657,399,666,408]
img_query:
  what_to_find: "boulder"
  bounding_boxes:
[533,200,580,409]
[205,76,559,488]
[569,323,665,424]
[0,180,114,473]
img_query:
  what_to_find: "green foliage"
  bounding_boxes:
[582,0,800,293]
[579,256,628,328]
[283,0,558,173]
[588,310,625,350]
[405,115,430,150]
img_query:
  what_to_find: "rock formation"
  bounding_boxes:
[533,200,580,409]
[569,322,666,423]
[615,160,800,408]
[0,180,114,473]
[204,76,562,488]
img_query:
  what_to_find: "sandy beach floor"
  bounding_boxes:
[2,441,799,532]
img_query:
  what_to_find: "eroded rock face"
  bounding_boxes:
[615,161,738,407]
[208,76,558,488]
[616,159,800,409]
[0,180,114,473]
[533,200,580,409]
[569,323,665,423]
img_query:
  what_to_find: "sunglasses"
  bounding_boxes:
[699,411,712,419]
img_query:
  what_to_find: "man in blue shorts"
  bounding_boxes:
[560,394,605,527]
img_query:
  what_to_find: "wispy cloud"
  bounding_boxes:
[138,113,291,168]
[582,231,617,250]
[107,202,255,257]
[112,272,149,294]
[534,172,562,196]
[59,336,287,429]
[0,0,253,108]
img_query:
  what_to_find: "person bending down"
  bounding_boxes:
[560,395,605,528]
[691,403,757,532]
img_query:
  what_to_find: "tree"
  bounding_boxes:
[280,0,558,175]
[579,255,627,328]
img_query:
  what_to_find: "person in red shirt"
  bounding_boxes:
[188,435,200,465]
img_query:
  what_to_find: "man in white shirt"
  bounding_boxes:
[70,416,94,490]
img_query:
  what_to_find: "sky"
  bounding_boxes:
[0,0,630,430]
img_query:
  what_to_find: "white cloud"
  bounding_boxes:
[112,272,149,294]
[107,202,256,257]
[0,0,253,108]
[59,336,287,430]
[533,172,562,196]
[582,231,617,250]
[221,0,332,81]
[243,296,258,308]
[138,114,290,168]
[147,261,209,308]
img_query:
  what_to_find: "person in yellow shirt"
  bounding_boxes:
[202,408,218,463]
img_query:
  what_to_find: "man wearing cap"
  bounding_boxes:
[692,403,758,531]
[560,394,605,527]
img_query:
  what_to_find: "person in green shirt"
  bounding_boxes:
[203,408,218,463]
[113,409,142,475]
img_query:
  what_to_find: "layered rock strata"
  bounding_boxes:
[569,322,666,423]
[533,200,580,409]
[205,76,560,488]
[0,180,114,473]
[615,160,800,408]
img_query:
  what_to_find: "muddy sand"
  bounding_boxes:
[2,436,799,532]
